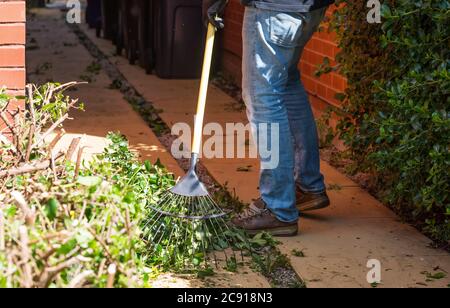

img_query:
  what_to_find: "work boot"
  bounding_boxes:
[296,186,330,212]
[232,198,298,237]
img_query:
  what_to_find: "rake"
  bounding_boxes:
[142,24,246,270]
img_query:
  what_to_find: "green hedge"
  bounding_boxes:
[327,0,449,242]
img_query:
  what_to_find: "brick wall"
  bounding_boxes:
[220,0,346,112]
[0,0,26,95]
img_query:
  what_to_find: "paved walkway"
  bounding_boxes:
[77,19,450,288]
[26,7,269,288]
[28,6,450,288]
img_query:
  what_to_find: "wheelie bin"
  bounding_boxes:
[117,0,140,65]
[86,0,102,37]
[137,0,157,73]
[154,0,205,79]
[100,0,119,42]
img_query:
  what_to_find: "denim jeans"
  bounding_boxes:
[242,6,327,222]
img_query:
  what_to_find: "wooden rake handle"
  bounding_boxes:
[191,23,216,155]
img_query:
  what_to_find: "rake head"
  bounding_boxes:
[169,155,209,198]
[142,154,248,270]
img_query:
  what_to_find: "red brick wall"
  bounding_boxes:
[220,0,346,112]
[0,0,25,136]
[0,0,26,95]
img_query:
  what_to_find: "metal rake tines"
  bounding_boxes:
[147,194,230,220]
[142,191,244,270]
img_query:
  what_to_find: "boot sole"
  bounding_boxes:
[297,197,330,213]
[245,225,298,237]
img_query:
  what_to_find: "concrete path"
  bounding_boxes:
[26,7,269,288]
[77,18,450,288]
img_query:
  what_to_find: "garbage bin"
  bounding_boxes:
[86,0,102,37]
[117,0,140,64]
[137,0,157,73]
[101,0,119,42]
[154,0,205,79]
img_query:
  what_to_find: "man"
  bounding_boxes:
[203,0,334,236]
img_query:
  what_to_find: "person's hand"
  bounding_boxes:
[202,0,228,29]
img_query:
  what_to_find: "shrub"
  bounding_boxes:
[327,1,450,242]
[0,84,176,287]
[0,83,253,287]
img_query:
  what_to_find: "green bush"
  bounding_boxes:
[327,1,449,242]
[0,84,252,287]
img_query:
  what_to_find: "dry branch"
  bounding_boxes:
[48,129,65,154]
[65,137,82,161]
[19,226,33,288]
[33,114,69,149]
[25,124,36,163]
[11,191,35,226]
[74,146,87,179]
[106,264,117,289]
[69,270,95,288]
[0,152,64,179]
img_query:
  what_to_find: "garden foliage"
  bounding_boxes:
[327,0,449,241]
[0,85,179,287]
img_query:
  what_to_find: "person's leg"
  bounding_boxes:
[283,8,327,194]
[242,7,321,223]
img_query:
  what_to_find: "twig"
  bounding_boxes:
[11,191,35,226]
[87,227,113,261]
[124,208,134,255]
[69,270,94,288]
[0,112,15,133]
[0,112,18,149]
[0,94,10,113]
[29,230,71,245]
[39,257,80,288]
[19,226,33,288]
[97,258,107,278]
[26,84,36,121]
[0,175,10,194]
[106,264,117,289]
[50,151,58,181]
[44,257,80,273]
[87,227,123,273]
[6,254,13,287]
[74,145,87,180]
[79,200,87,222]
[65,137,82,161]
[25,124,36,163]
[53,81,87,93]
[43,84,55,107]
[0,152,64,179]
[40,247,59,263]
[32,113,69,149]
[39,98,79,127]
[13,109,22,155]
[48,129,65,154]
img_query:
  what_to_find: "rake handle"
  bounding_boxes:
[192,23,216,155]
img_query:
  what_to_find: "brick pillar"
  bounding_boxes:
[0,0,26,96]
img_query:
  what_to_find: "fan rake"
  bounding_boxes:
[141,24,248,270]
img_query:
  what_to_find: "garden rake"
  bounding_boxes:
[142,24,245,270]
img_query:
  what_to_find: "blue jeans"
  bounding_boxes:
[242,6,327,222]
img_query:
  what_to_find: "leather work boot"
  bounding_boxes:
[296,187,330,212]
[232,198,298,237]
